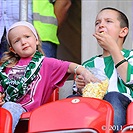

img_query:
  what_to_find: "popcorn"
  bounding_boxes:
[82,79,109,99]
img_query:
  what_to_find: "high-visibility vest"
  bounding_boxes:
[33,0,59,45]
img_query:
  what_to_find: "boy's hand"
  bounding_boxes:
[93,32,118,52]
[75,75,85,89]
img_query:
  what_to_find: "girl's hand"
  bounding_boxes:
[75,71,101,93]
[81,69,101,84]
[0,93,5,106]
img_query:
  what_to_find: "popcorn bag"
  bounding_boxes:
[82,68,109,99]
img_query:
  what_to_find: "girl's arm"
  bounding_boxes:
[67,63,100,84]
[0,93,5,106]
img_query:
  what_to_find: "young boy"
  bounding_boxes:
[74,7,133,133]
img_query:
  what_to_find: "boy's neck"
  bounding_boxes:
[102,47,123,57]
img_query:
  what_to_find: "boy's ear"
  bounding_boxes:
[9,47,16,54]
[119,27,129,38]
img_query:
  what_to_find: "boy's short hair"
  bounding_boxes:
[100,7,129,42]
[100,7,129,28]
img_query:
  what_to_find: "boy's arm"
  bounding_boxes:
[110,47,128,83]
[93,32,128,83]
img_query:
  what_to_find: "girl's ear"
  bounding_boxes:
[119,27,129,38]
[36,39,39,46]
[9,47,16,54]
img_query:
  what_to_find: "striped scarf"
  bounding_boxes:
[0,51,44,102]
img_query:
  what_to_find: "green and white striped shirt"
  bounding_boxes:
[82,49,133,101]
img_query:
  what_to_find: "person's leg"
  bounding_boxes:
[103,92,131,133]
[0,29,8,59]
[2,102,26,133]
[41,41,57,58]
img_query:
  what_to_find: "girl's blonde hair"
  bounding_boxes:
[0,21,45,67]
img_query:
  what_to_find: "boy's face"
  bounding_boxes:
[95,9,123,42]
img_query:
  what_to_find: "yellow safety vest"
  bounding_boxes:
[33,0,59,45]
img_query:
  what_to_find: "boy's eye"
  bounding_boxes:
[106,20,112,23]
[26,36,30,38]
[95,22,100,26]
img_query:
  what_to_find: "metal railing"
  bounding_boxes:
[19,0,28,21]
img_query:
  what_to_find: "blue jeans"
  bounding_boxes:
[2,102,26,133]
[103,92,131,133]
[42,41,57,58]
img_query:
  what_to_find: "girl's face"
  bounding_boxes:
[95,9,123,42]
[8,26,39,58]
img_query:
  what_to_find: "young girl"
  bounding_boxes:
[0,21,98,132]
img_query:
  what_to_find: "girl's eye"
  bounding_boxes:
[14,40,19,43]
